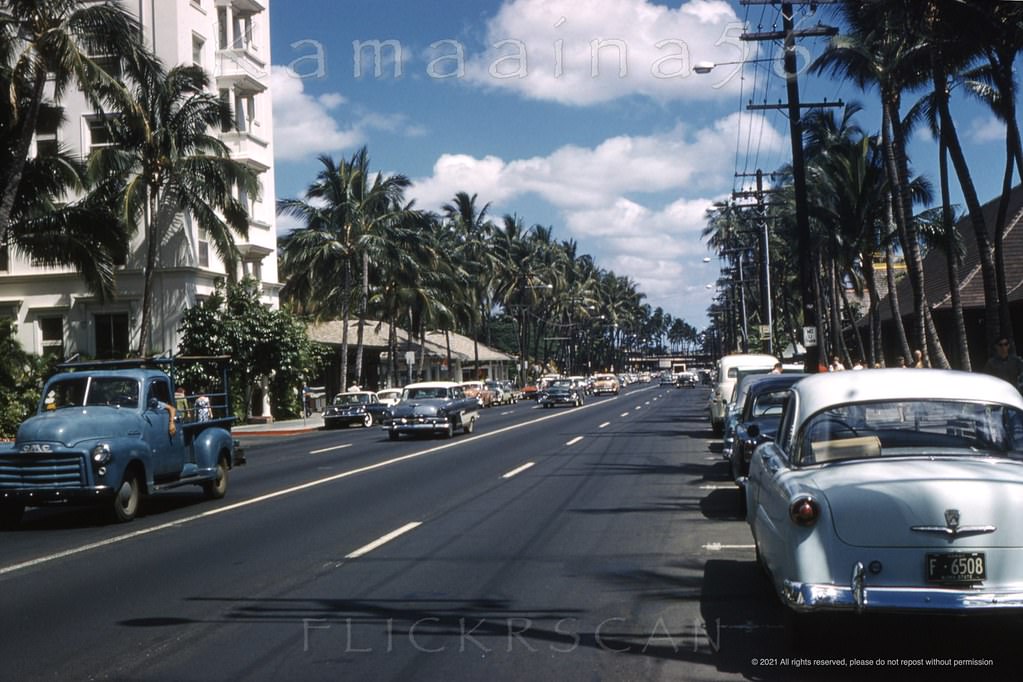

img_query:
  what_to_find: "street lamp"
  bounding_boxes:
[692,56,782,75]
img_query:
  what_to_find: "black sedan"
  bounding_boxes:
[323,391,390,429]
[729,373,806,497]
[538,381,584,408]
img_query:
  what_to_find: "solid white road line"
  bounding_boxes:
[309,443,353,454]
[599,422,611,429]
[345,522,422,559]
[699,483,739,490]
[566,436,583,446]
[702,543,756,552]
[502,462,535,479]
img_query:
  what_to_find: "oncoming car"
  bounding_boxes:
[747,369,1023,621]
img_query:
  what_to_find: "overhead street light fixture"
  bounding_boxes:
[692,57,783,74]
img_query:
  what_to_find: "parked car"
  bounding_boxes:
[376,388,402,407]
[383,381,480,440]
[485,380,510,405]
[676,371,697,388]
[499,380,522,402]
[709,353,779,435]
[728,373,806,497]
[323,391,389,429]
[539,380,585,408]
[592,373,620,396]
[459,380,495,408]
[747,369,1023,621]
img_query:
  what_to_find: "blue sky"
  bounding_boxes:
[268,0,1008,329]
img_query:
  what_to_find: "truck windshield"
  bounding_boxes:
[43,377,140,411]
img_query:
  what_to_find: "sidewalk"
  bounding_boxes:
[232,412,324,437]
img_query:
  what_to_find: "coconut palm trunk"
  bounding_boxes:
[939,137,970,370]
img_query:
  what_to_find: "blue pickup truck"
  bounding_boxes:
[0,357,244,526]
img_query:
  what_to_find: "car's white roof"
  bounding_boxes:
[718,353,778,370]
[404,381,460,389]
[377,388,402,394]
[792,369,1023,426]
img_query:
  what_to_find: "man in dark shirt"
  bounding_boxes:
[984,336,1023,391]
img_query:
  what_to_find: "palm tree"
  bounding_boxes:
[812,2,949,367]
[346,148,411,386]
[442,192,496,379]
[90,63,256,355]
[0,0,153,235]
[278,154,360,387]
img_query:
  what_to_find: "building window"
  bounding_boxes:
[234,92,256,132]
[95,313,129,360]
[0,242,8,272]
[86,116,116,153]
[39,316,64,359]
[198,227,210,268]
[245,259,262,282]
[192,34,205,67]
[91,55,123,81]
[34,113,59,157]
[217,7,228,50]
[219,89,232,132]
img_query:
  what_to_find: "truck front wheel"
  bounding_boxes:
[111,471,141,522]
[203,456,229,500]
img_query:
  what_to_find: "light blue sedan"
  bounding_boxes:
[747,369,1023,616]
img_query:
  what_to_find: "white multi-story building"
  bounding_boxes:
[0,0,279,360]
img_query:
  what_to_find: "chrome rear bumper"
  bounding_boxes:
[783,562,1023,613]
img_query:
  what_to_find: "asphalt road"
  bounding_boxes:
[2,384,1020,681]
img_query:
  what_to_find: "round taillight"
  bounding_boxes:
[789,496,820,527]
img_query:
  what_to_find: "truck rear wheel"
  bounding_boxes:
[203,456,229,500]
[111,471,141,522]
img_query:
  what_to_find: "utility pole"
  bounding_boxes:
[741,0,840,371]
[734,169,780,355]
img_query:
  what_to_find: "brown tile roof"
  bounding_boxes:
[875,184,1023,321]
[306,319,513,362]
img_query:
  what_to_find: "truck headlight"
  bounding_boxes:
[92,443,112,466]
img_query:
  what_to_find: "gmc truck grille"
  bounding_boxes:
[0,454,86,488]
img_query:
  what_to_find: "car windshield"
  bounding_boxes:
[43,376,140,411]
[799,399,1023,465]
[405,387,448,400]
[334,394,368,405]
[750,389,789,418]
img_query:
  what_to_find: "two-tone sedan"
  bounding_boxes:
[323,391,390,429]
[383,381,479,440]
[747,369,1023,620]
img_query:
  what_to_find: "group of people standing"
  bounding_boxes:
[825,336,1023,393]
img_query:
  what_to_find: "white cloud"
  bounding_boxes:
[271,66,426,162]
[271,66,364,161]
[409,113,783,323]
[462,0,754,105]
[969,115,1006,144]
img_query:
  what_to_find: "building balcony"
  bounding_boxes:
[216,49,267,92]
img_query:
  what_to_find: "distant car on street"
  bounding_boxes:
[323,391,389,429]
